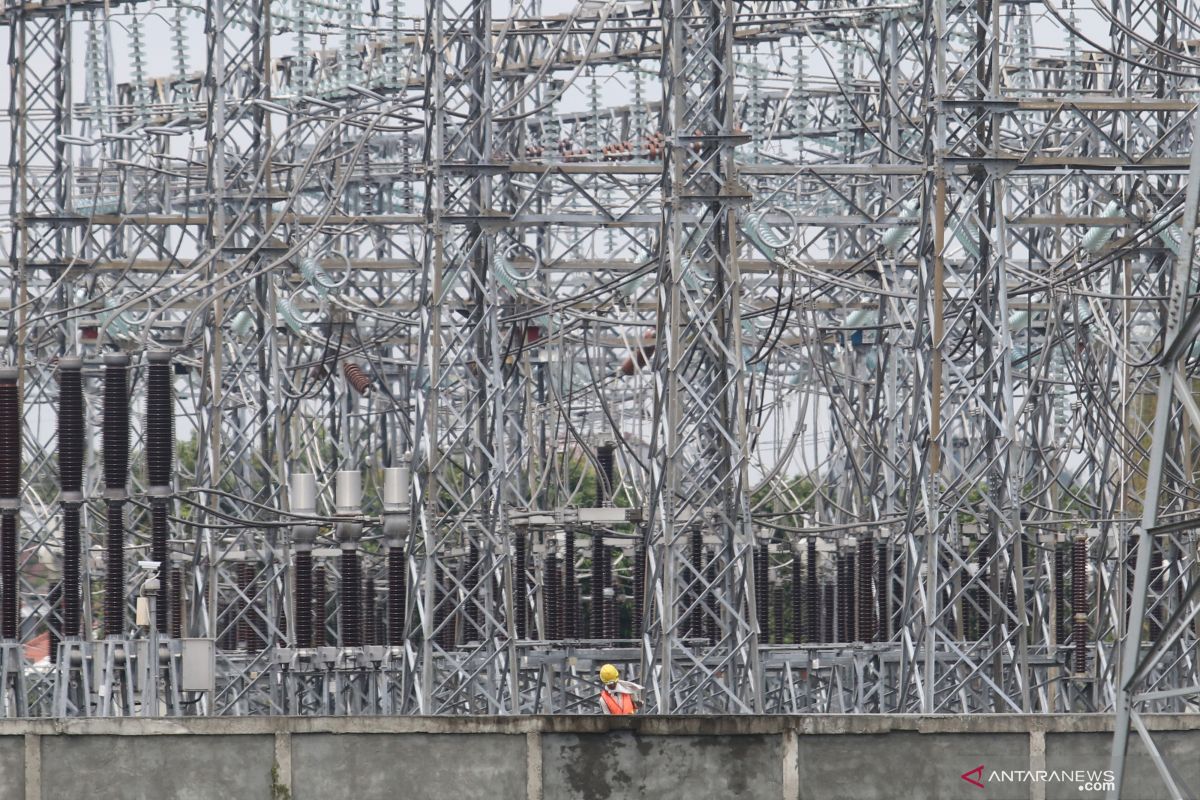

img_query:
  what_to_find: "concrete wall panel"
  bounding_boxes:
[41,733,274,800]
[542,731,781,800]
[292,732,526,800]
[797,732,1029,800]
[1047,730,1200,800]
[0,735,22,799]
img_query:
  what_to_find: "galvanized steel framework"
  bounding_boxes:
[2,0,1200,794]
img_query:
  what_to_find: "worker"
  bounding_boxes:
[598,664,642,715]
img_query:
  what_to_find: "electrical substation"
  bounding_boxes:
[2,0,1200,796]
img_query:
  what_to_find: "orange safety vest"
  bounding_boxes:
[601,689,636,715]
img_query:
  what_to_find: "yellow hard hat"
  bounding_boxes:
[599,664,619,683]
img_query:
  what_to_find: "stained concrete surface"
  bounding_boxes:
[292,732,526,800]
[543,731,781,800]
[796,731,1029,800]
[40,733,274,800]
[1046,731,1200,800]
[0,734,22,799]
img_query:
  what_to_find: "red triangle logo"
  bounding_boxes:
[961,765,985,788]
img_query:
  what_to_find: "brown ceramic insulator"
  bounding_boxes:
[590,531,604,638]
[1054,543,1066,645]
[237,561,258,651]
[103,502,125,638]
[313,565,329,646]
[0,372,19,500]
[514,530,527,639]
[821,582,835,643]
[689,527,704,638]
[845,549,857,642]
[340,550,362,647]
[564,529,577,638]
[170,567,183,639]
[876,541,888,641]
[772,584,784,645]
[62,505,81,637]
[57,361,84,494]
[545,552,560,640]
[363,576,377,647]
[633,536,646,639]
[756,542,769,638]
[46,582,62,664]
[858,538,875,643]
[342,361,372,395]
[975,540,990,638]
[703,550,717,644]
[388,547,405,646]
[806,539,818,643]
[1073,535,1088,673]
[791,552,802,644]
[294,551,313,648]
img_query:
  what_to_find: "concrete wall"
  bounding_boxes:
[0,715,1196,800]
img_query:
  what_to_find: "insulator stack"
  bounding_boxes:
[791,551,802,643]
[564,528,577,637]
[103,504,125,637]
[364,576,377,646]
[876,540,888,641]
[170,567,183,638]
[0,369,19,642]
[1054,542,1066,645]
[858,537,875,643]
[103,354,130,490]
[606,546,617,638]
[237,561,257,651]
[975,539,990,639]
[590,531,603,637]
[464,542,479,639]
[103,354,129,639]
[836,550,848,642]
[342,361,372,395]
[545,551,560,640]
[294,550,313,648]
[703,550,717,644]
[47,582,62,663]
[0,368,20,500]
[0,515,15,639]
[805,539,818,643]
[632,537,645,639]
[772,585,784,644]
[58,359,85,638]
[846,547,857,642]
[514,530,528,639]
[959,542,973,639]
[821,582,834,643]
[689,528,703,637]
[434,564,449,649]
[1149,539,1164,641]
[1072,533,1088,673]
[314,566,329,646]
[755,542,769,637]
[146,352,175,634]
[388,547,405,646]
[595,442,615,504]
[145,351,174,489]
[151,502,170,633]
[58,359,84,494]
[62,505,81,637]
[340,549,362,647]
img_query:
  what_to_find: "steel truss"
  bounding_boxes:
[2,0,1200,791]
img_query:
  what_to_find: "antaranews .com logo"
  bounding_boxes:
[961,765,1116,793]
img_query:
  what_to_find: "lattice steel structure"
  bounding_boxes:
[3,0,1200,794]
